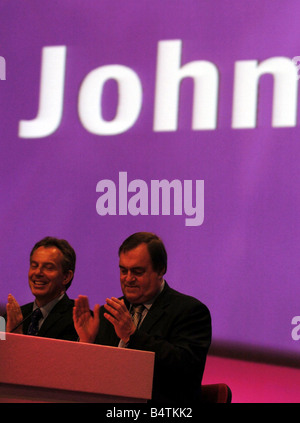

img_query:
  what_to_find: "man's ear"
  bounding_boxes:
[158,267,166,279]
[62,270,74,286]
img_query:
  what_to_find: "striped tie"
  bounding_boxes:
[27,308,43,336]
[131,305,144,329]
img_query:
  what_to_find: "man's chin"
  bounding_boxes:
[30,286,50,303]
[30,285,48,295]
[124,290,141,303]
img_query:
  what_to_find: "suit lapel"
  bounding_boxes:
[38,294,71,336]
[139,282,171,332]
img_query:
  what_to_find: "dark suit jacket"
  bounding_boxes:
[18,294,78,341]
[94,282,211,403]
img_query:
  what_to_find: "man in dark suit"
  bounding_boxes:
[5,236,78,341]
[73,232,211,403]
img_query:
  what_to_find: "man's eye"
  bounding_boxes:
[44,265,54,270]
[132,269,145,276]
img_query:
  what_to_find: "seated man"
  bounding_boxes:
[4,236,78,341]
[73,232,211,403]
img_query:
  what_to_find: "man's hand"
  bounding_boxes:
[73,295,100,343]
[104,297,136,343]
[6,294,23,333]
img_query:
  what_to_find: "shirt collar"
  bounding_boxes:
[33,292,65,318]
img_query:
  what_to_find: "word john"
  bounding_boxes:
[96,172,204,227]
[18,40,299,138]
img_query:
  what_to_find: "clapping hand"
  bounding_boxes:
[6,294,23,333]
[73,295,100,343]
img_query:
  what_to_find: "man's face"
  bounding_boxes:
[119,243,163,304]
[28,246,72,306]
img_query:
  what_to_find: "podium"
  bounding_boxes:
[0,333,155,403]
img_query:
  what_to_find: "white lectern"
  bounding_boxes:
[0,333,155,403]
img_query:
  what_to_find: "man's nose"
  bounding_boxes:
[33,265,44,275]
[126,270,136,282]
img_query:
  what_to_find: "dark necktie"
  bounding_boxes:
[27,308,43,336]
[131,304,144,329]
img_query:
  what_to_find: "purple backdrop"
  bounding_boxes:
[1,0,299,360]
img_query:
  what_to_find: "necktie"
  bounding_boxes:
[131,304,144,329]
[27,308,43,336]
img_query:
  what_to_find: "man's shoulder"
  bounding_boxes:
[47,294,75,316]
[162,282,210,313]
[164,281,202,300]
[57,293,74,307]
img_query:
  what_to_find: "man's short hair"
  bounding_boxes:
[118,232,167,275]
[30,236,76,290]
